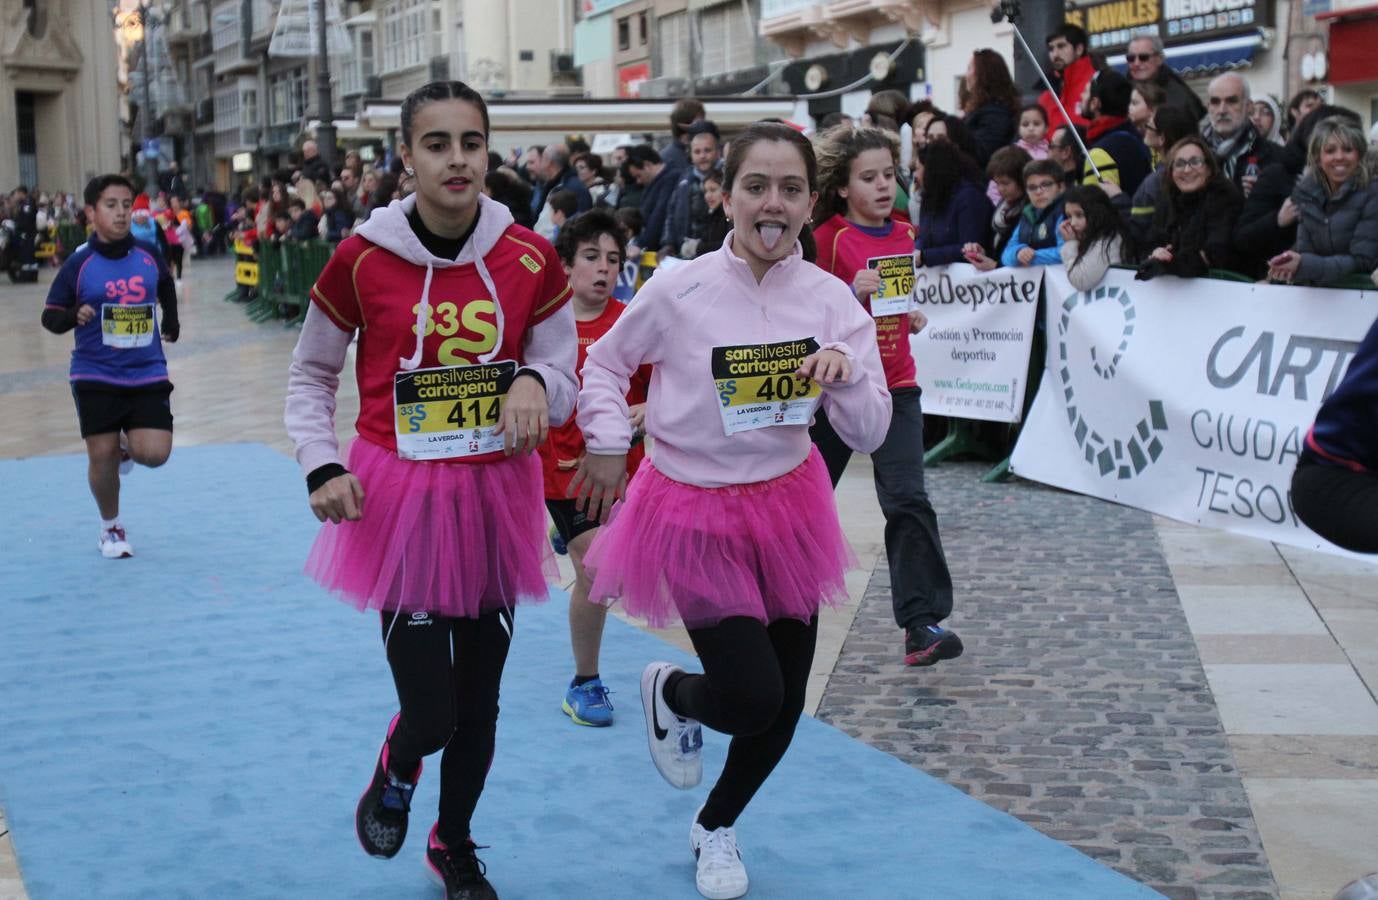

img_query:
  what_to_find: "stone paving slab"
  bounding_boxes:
[817,462,1277,899]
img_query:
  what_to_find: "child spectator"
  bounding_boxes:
[696,169,729,258]
[976,145,1032,266]
[287,197,319,241]
[1058,184,1130,290]
[547,188,580,238]
[1001,158,1067,268]
[1016,104,1050,159]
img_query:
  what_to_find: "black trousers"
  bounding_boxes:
[811,388,954,629]
[380,607,514,845]
[665,615,818,830]
[1292,459,1378,554]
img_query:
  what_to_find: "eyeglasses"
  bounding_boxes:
[1172,156,1207,171]
[1026,180,1059,193]
[1048,142,1070,151]
[1125,53,1158,63]
[1144,123,1159,133]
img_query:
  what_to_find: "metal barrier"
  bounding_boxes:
[227,238,333,326]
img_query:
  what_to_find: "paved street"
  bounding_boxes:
[2,255,1376,899]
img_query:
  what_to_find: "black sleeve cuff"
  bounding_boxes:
[306,463,348,495]
[41,307,78,334]
[514,368,546,391]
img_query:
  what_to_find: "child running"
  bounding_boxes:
[810,125,962,668]
[284,81,577,900]
[41,174,180,559]
[540,208,651,727]
[570,122,892,900]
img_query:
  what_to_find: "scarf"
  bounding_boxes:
[1201,120,1259,181]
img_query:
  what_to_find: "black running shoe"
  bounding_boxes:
[904,625,964,667]
[426,824,499,900]
[355,713,421,859]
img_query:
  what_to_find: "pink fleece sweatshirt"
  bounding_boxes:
[577,233,893,488]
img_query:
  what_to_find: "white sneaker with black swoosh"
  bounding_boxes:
[640,661,702,789]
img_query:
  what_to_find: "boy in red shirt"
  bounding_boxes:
[542,209,650,726]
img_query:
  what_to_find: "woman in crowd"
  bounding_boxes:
[1128,82,1165,139]
[1125,104,1199,249]
[572,151,613,207]
[962,49,1020,167]
[1058,184,1131,290]
[915,138,992,267]
[1251,95,1284,145]
[1267,116,1378,286]
[1139,135,1244,279]
[1234,105,1362,274]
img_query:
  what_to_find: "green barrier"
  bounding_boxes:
[230,240,334,325]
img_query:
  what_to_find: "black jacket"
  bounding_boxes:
[1140,175,1244,279]
[1148,66,1206,123]
[965,103,1017,168]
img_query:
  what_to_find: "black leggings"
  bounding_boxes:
[380,607,514,846]
[1292,460,1378,554]
[665,615,818,830]
[166,244,184,279]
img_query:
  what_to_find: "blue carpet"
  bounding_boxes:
[0,444,1160,899]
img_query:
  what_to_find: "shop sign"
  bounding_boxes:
[1066,0,1268,54]
[618,62,650,98]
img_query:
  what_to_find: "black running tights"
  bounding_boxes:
[380,607,514,846]
[665,615,818,831]
[1292,460,1378,554]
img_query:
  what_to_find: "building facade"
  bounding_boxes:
[1,0,123,195]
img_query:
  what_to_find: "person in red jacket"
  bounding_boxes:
[810,125,961,668]
[540,209,650,727]
[1039,24,1096,132]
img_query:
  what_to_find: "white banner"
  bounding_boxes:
[909,263,1043,423]
[1011,267,1376,557]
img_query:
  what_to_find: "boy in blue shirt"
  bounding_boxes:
[41,174,180,559]
[1001,158,1067,268]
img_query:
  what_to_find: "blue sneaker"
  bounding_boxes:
[563,677,614,727]
[550,524,568,556]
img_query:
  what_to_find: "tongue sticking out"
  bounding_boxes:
[758,224,785,251]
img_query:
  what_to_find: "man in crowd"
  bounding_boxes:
[663,120,723,258]
[532,144,593,223]
[1201,73,1280,198]
[1039,24,1097,131]
[1125,35,1206,123]
[659,97,705,174]
[1080,68,1152,196]
[622,145,679,259]
[298,140,331,184]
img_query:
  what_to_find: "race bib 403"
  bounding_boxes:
[711,338,822,435]
[101,303,156,348]
[868,254,916,318]
[393,361,517,460]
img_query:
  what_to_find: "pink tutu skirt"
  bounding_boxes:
[305,437,557,617]
[583,447,857,630]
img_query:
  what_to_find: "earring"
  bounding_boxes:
[405,167,415,176]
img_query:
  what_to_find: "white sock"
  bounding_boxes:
[101,517,119,531]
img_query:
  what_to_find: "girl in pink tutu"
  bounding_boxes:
[570,122,892,900]
[284,80,576,899]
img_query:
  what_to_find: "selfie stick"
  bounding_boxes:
[994,0,1104,180]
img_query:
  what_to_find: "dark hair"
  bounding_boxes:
[1133,81,1167,111]
[1089,68,1132,118]
[920,140,979,214]
[1061,184,1128,265]
[1022,158,1065,185]
[1286,88,1323,127]
[487,151,503,172]
[241,185,261,204]
[287,197,306,211]
[925,114,982,164]
[571,151,604,174]
[865,90,910,125]
[1051,124,1087,171]
[670,98,706,137]
[554,208,627,266]
[987,145,1032,182]
[483,169,534,227]
[702,169,723,187]
[614,205,644,238]
[373,173,399,207]
[967,48,1020,114]
[1051,24,1089,51]
[902,99,936,130]
[814,125,900,225]
[84,174,134,207]
[1162,136,1218,198]
[722,121,817,193]
[400,81,491,147]
[1285,104,1361,165]
[818,111,852,131]
[1149,105,1199,153]
[688,120,721,142]
[548,188,579,218]
[624,145,663,168]
[1019,103,1048,126]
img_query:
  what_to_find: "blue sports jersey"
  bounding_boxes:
[1306,312,1378,473]
[44,238,172,386]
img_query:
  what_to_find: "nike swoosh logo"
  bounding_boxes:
[652,671,669,742]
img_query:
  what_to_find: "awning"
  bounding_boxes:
[1108,32,1262,77]
[1323,11,1378,83]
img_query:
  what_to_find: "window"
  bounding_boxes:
[241,88,258,127]
[269,67,308,124]
[211,1,243,69]
[382,0,428,73]
[617,16,630,51]
[341,27,375,95]
[658,12,688,78]
[519,49,534,61]
[699,0,759,76]
[638,11,648,45]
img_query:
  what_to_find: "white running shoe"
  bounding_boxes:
[99,526,133,559]
[640,661,702,789]
[691,811,749,900]
[118,433,134,475]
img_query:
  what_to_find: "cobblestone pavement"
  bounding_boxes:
[818,462,1277,900]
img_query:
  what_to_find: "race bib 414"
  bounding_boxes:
[393,361,517,460]
[711,338,822,435]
